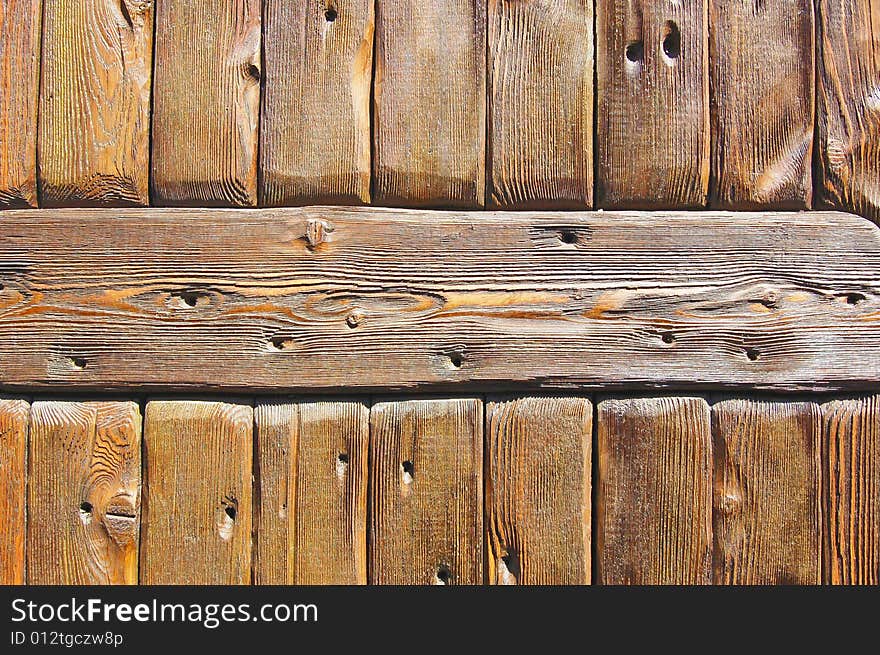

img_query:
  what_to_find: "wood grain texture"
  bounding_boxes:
[822,396,880,584]
[488,0,593,208]
[27,401,141,584]
[369,398,482,584]
[373,0,486,207]
[486,396,591,585]
[38,0,152,206]
[0,398,28,584]
[596,397,712,584]
[151,0,260,206]
[0,0,40,207]
[709,0,814,209]
[254,400,368,585]
[816,0,880,222]
[712,399,821,584]
[0,208,878,392]
[596,0,709,208]
[260,0,373,206]
[141,400,252,584]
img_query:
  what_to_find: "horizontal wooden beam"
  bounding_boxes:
[0,207,878,392]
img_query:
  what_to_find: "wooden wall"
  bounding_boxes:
[0,0,877,221]
[2,393,877,585]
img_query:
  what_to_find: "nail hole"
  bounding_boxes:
[0,282,5,291]
[661,332,675,344]
[71,357,87,369]
[270,336,290,350]
[500,551,521,583]
[246,63,261,81]
[625,41,644,63]
[746,347,760,361]
[174,291,202,308]
[448,352,463,369]
[225,505,236,521]
[662,21,681,60]
[324,7,337,21]
[436,565,452,585]
[338,453,349,464]
[843,292,866,305]
[559,230,577,245]
[401,460,414,484]
[80,501,92,514]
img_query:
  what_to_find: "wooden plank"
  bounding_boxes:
[712,399,821,584]
[596,0,709,208]
[260,0,373,206]
[488,0,593,209]
[141,400,252,584]
[816,0,880,222]
[486,396,591,584]
[822,396,880,584]
[254,400,369,584]
[26,401,141,584]
[709,0,814,209]
[0,398,28,584]
[373,0,486,207]
[0,208,879,392]
[38,0,152,206]
[369,398,482,584]
[0,0,40,207]
[151,0,260,206]
[596,397,712,584]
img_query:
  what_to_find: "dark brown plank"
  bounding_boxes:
[822,397,880,585]
[712,399,821,584]
[369,398,482,584]
[0,0,40,207]
[709,0,814,209]
[38,0,152,206]
[596,0,709,208]
[260,0,373,206]
[151,0,260,206]
[0,208,878,392]
[141,400,252,584]
[373,0,486,207]
[254,400,369,585]
[597,397,712,584]
[488,0,593,208]
[486,396,591,584]
[0,398,28,584]
[27,401,141,584]
[816,0,880,222]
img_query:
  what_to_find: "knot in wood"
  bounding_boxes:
[304,219,334,250]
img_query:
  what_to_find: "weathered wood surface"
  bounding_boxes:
[596,0,709,208]
[0,398,28,584]
[369,398,482,584]
[822,396,879,584]
[141,400,252,584]
[0,0,40,207]
[712,400,821,584]
[0,208,878,392]
[709,0,814,209]
[27,401,141,584]
[486,396,591,585]
[816,0,880,222]
[596,397,713,584]
[373,0,486,207]
[260,0,372,206]
[151,0,260,206]
[254,400,369,585]
[488,0,593,209]
[38,0,152,206]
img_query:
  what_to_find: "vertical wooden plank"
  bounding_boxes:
[260,1,373,206]
[38,0,153,206]
[709,0,814,209]
[488,0,593,209]
[373,0,486,208]
[0,399,28,584]
[151,0,261,207]
[0,0,40,207]
[596,0,709,208]
[27,401,141,585]
[141,400,252,584]
[816,0,880,222]
[712,399,821,585]
[370,398,483,585]
[597,397,712,585]
[486,396,591,585]
[822,396,880,585]
[254,400,369,585]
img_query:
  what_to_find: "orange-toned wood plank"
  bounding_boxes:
[0,398,28,584]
